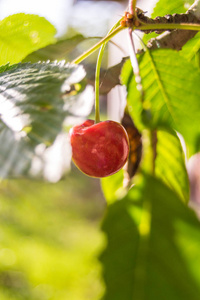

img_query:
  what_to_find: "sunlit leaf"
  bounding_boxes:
[181,32,200,66]
[155,130,189,203]
[152,0,193,18]
[121,49,200,155]
[141,129,189,203]
[0,13,56,65]
[101,169,126,204]
[0,61,94,180]
[100,174,200,300]
[144,0,195,46]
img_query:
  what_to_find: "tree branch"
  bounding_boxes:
[86,0,200,93]
[147,0,200,50]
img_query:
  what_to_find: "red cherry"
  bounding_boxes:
[69,119,130,178]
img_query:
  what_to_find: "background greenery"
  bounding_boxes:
[0,169,105,300]
[0,8,108,300]
[1,0,200,299]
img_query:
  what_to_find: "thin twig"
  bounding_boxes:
[127,28,144,102]
[71,25,124,64]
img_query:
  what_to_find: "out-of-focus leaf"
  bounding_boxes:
[121,49,200,155]
[0,173,104,299]
[100,174,200,300]
[23,34,85,63]
[0,61,94,180]
[0,122,32,177]
[23,36,124,95]
[0,13,56,66]
[101,169,126,204]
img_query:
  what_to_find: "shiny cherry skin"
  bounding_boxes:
[69,119,130,178]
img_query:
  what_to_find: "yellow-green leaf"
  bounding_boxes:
[0,13,56,65]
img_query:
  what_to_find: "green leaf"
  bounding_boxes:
[101,169,127,204]
[152,0,192,18]
[143,0,194,45]
[155,130,189,203]
[0,13,56,65]
[181,32,200,66]
[121,49,200,155]
[141,129,189,203]
[0,61,94,180]
[100,174,200,300]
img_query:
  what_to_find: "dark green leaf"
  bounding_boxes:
[100,174,200,300]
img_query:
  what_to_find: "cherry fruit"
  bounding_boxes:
[69,119,130,178]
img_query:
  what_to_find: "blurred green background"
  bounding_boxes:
[0,168,105,300]
[0,1,151,299]
[0,1,125,298]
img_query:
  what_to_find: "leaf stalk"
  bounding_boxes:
[71,25,124,65]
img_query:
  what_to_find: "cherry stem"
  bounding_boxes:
[94,19,123,123]
[71,25,124,65]
[71,22,200,65]
[95,45,105,123]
